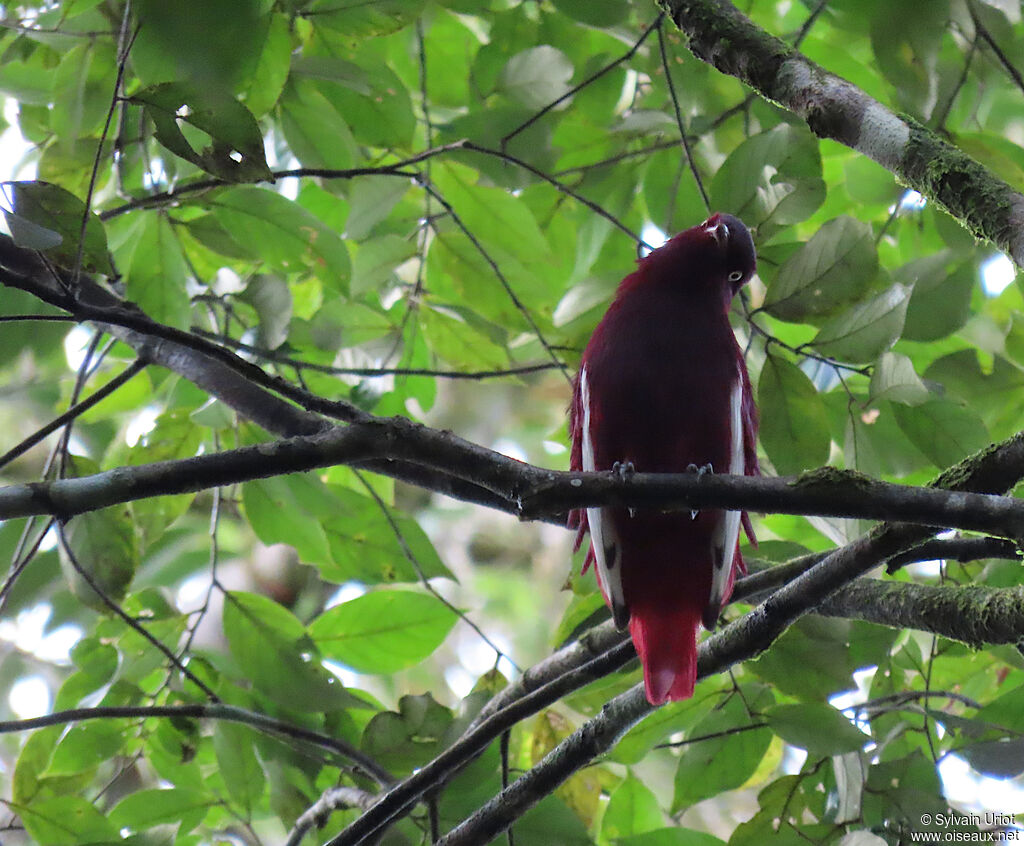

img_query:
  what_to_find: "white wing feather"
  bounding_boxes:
[580,367,628,628]
[707,374,744,625]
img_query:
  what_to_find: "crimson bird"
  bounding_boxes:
[568,213,759,705]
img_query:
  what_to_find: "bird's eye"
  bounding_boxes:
[728,270,744,282]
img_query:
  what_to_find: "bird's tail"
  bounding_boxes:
[629,598,703,705]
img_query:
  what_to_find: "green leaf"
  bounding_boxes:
[550,0,628,26]
[242,475,333,568]
[238,273,293,349]
[361,692,454,773]
[310,590,458,673]
[757,353,831,475]
[317,55,415,148]
[498,46,574,110]
[901,256,976,342]
[279,78,358,169]
[59,504,138,613]
[223,591,353,712]
[213,722,265,814]
[351,233,417,296]
[672,686,774,811]
[242,12,292,117]
[2,180,114,275]
[810,283,910,363]
[113,212,192,329]
[892,399,989,468]
[130,82,272,182]
[19,795,118,845]
[344,177,409,240]
[710,124,825,230]
[749,617,892,701]
[765,704,869,755]
[45,720,125,776]
[210,186,350,293]
[109,787,211,833]
[132,0,271,91]
[764,216,879,321]
[869,352,929,406]
[601,775,663,840]
[309,0,426,41]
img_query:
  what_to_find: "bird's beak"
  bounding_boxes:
[702,214,729,247]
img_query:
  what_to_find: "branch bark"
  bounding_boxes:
[661,0,1024,266]
[2,420,1024,542]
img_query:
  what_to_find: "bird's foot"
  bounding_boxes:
[686,462,713,519]
[612,460,636,480]
[612,461,636,517]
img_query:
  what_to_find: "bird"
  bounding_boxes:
[568,212,760,705]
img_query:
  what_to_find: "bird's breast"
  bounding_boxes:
[583,296,741,476]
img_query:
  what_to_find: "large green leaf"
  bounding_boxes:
[209,186,351,293]
[130,82,272,182]
[810,283,910,363]
[601,775,664,840]
[765,703,869,755]
[498,46,574,110]
[2,180,114,275]
[868,351,928,406]
[223,591,354,711]
[764,216,879,321]
[757,353,831,475]
[109,787,211,834]
[710,124,825,230]
[892,399,990,468]
[113,212,192,329]
[672,686,774,811]
[310,590,458,673]
[308,0,426,41]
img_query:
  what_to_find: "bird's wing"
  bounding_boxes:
[580,366,628,629]
[705,372,744,629]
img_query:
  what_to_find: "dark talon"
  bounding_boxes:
[612,461,637,516]
[612,460,636,481]
[686,463,713,518]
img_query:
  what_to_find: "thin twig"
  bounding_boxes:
[500,13,664,148]
[56,525,220,701]
[657,21,710,211]
[415,176,570,384]
[0,358,147,471]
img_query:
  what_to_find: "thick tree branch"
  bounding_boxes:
[0,703,393,785]
[2,420,1024,541]
[661,0,1024,266]
[817,579,1024,646]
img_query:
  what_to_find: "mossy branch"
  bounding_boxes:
[661,0,1024,266]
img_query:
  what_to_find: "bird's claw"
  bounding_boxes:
[612,461,637,517]
[612,460,636,481]
[686,463,713,518]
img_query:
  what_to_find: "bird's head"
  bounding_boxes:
[643,212,756,301]
[696,212,756,295]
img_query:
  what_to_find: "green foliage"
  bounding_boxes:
[0,0,1022,844]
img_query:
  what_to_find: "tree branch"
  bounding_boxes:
[817,579,1024,646]
[661,0,1024,266]
[0,703,393,785]
[2,421,1024,540]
